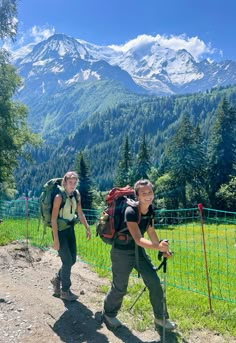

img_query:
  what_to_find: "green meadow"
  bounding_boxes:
[0,218,235,340]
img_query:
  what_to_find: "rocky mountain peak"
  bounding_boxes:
[18,33,90,65]
[13,33,236,95]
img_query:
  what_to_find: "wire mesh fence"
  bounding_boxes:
[0,198,235,310]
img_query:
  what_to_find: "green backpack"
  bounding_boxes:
[39,178,78,233]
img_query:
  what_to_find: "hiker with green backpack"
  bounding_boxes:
[102,179,177,331]
[49,171,91,301]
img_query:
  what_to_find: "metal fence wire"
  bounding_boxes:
[0,198,235,310]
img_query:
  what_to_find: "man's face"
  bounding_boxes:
[137,185,154,206]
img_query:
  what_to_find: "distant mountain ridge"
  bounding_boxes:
[12,33,236,143]
[13,33,236,96]
[15,84,236,194]
[14,34,147,139]
[10,33,236,194]
[16,34,144,94]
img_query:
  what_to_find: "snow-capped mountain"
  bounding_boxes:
[13,33,236,96]
[19,33,91,63]
[13,34,147,138]
[14,33,145,97]
[78,38,236,94]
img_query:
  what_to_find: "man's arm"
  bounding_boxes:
[127,221,168,252]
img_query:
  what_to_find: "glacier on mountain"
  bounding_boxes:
[12,33,236,95]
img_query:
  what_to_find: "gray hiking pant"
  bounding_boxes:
[104,246,169,320]
[57,226,77,291]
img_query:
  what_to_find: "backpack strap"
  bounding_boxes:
[74,189,80,205]
[137,205,141,224]
[56,189,80,230]
[56,187,67,210]
[138,204,155,227]
[134,205,153,277]
[57,188,79,208]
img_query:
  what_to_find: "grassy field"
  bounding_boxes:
[0,218,236,339]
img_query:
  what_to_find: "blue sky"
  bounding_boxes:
[13,0,236,61]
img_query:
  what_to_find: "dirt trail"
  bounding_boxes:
[0,241,235,343]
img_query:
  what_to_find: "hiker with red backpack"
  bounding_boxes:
[50,171,91,301]
[102,179,177,331]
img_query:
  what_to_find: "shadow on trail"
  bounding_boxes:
[155,325,188,343]
[108,323,161,343]
[111,324,184,343]
[51,300,186,343]
[97,311,184,343]
[51,300,109,343]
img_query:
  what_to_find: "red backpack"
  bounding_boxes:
[96,186,140,245]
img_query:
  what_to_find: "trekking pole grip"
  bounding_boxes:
[157,239,170,273]
[158,239,169,260]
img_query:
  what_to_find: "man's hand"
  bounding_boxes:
[163,251,173,259]
[158,239,169,252]
[158,239,173,259]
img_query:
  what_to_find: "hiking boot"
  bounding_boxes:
[60,290,78,301]
[155,318,177,331]
[102,312,122,329]
[50,277,61,297]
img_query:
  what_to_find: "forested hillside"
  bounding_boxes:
[15,84,236,199]
[1,1,235,214]
[17,79,147,142]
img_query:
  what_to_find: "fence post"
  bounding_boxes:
[198,203,213,313]
[25,197,29,249]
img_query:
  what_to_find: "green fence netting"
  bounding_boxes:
[0,199,235,309]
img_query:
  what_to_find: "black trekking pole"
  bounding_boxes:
[129,240,171,315]
[157,251,167,343]
[130,249,169,342]
[156,238,173,343]
[129,286,147,311]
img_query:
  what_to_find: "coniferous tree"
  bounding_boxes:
[133,133,151,181]
[207,98,236,207]
[189,125,208,204]
[114,135,133,187]
[12,83,236,196]
[75,152,94,209]
[159,116,206,207]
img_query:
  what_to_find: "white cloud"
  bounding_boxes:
[5,25,55,50]
[109,33,218,61]
[2,25,55,58]
[29,25,55,44]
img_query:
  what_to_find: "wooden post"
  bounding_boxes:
[198,203,213,313]
[25,197,29,249]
